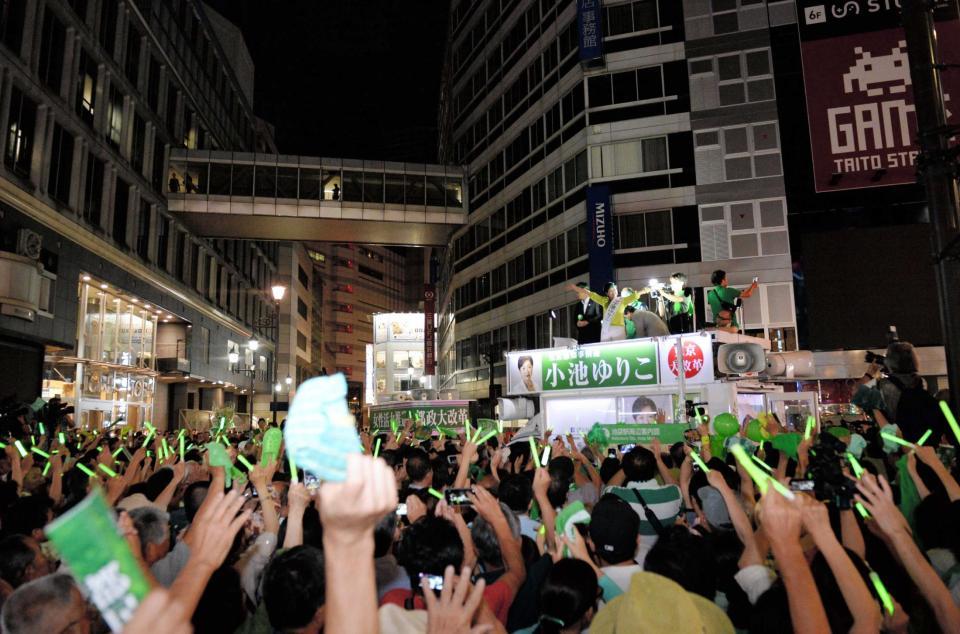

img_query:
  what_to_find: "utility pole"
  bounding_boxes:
[901,0,960,409]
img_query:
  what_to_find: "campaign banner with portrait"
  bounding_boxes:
[506,338,660,395]
[797,0,960,192]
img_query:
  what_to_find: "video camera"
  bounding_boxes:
[863,325,900,366]
[801,433,858,509]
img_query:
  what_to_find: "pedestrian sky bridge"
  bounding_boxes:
[166,149,466,246]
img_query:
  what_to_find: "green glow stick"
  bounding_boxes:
[97,463,118,478]
[846,453,865,478]
[31,435,36,446]
[180,435,185,462]
[77,442,82,450]
[855,502,870,518]
[112,447,124,458]
[219,417,226,432]
[288,454,298,484]
[220,435,231,448]
[804,416,815,441]
[427,487,444,500]
[38,423,45,436]
[161,438,170,460]
[497,419,503,433]
[76,463,95,478]
[541,446,551,466]
[476,429,499,445]
[750,453,773,473]
[529,437,541,468]
[141,429,155,448]
[472,424,485,444]
[59,432,66,445]
[14,440,27,458]
[690,450,710,472]
[881,432,914,449]
[917,429,933,446]
[373,437,382,458]
[940,400,960,446]
[0,440,6,448]
[730,445,795,499]
[465,419,472,441]
[236,454,254,471]
[869,572,895,615]
[30,446,50,459]
[43,462,51,477]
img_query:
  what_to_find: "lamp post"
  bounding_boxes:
[230,339,260,425]
[270,285,286,425]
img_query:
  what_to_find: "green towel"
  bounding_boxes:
[895,454,921,532]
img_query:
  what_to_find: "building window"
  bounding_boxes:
[113,178,129,246]
[99,0,117,56]
[131,114,145,173]
[689,49,774,109]
[76,49,96,125]
[5,85,36,178]
[588,66,664,109]
[156,216,169,270]
[82,152,104,227]
[136,201,151,260]
[602,0,659,37]
[0,0,27,55]
[146,57,161,112]
[699,198,788,260]
[695,122,781,183]
[125,25,141,84]
[107,86,123,149]
[297,297,308,319]
[590,136,669,178]
[39,10,66,93]
[47,123,74,205]
[297,330,308,351]
[614,210,673,249]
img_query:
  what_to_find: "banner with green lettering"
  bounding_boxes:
[584,422,692,446]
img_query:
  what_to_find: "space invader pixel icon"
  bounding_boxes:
[843,40,911,97]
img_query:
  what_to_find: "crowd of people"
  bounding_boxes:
[0,383,959,633]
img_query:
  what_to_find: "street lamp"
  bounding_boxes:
[269,284,286,424]
[228,346,240,365]
[285,375,293,386]
[271,285,287,302]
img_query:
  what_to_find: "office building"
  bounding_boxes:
[0,0,281,429]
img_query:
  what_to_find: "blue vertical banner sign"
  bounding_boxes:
[586,184,614,293]
[577,0,603,63]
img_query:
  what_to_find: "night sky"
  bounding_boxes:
[206,0,451,163]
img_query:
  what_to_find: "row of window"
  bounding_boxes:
[168,161,464,207]
[466,82,585,206]
[455,149,587,262]
[452,19,579,164]
[694,121,783,183]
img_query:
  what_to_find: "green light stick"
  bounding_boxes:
[804,416,815,441]
[42,462,51,477]
[916,429,933,446]
[690,450,710,472]
[288,453,298,484]
[76,463,95,478]
[373,437,382,459]
[13,440,27,458]
[30,446,50,459]
[529,437,541,468]
[180,435,185,462]
[869,571,895,615]
[141,429,155,448]
[939,400,960,446]
[31,435,36,446]
[161,438,171,460]
[98,463,118,478]
[881,432,914,449]
[846,453,865,478]
[476,429,499,445]
[730,445,795,499]
[59,432,66,445]
[750,453,773,473]
[236,454,254,471]
[541,445,552,466]
[220,435,231,448]
[427,487,444,500]
[497,419,503,433]
[0,441,5,448]
[39,422,45,436]
[855,502,870,519]
[112,447,124,458]
[464,419,472,442]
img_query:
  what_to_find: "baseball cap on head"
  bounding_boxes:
[588,497,639,564]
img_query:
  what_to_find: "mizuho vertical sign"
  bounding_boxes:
[586,185,614,293]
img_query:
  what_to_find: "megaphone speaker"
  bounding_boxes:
[765,352,815,378]
[717,343,767,374]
